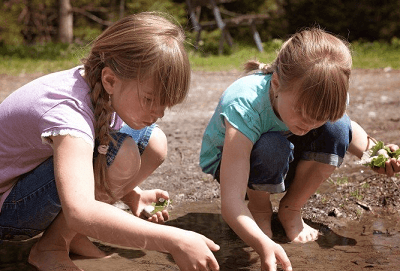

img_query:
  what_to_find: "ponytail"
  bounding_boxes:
[244,59,275,74]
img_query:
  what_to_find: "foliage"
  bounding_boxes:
[0,42,84,59]
[1,39,400,76]
[280,0,400,42]
[1,0,400,49]
[0,0,188,45]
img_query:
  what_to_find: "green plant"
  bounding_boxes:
[350,189,363,200]
[328,176,349,186]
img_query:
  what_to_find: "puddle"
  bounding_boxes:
[1,200,399,270]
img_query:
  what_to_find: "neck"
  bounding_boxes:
[269,84,281,120]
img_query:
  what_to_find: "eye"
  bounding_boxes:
[142,96,153,104]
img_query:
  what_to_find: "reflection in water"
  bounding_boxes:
[167,201,400,270]
[167,202,359,270]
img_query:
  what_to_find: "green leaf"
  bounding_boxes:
[360,140,400,168]
[151,199,171,214]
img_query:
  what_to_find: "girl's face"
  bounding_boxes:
[271,73,326,136]
[114,79,166,130]
[102,68,166,130]
[273,90,325,136]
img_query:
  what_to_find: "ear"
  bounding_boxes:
[271,72,280,91]
[101,67,118,95]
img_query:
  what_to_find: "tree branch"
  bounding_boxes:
[71,7,113,26]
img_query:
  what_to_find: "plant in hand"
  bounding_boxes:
[360,141,400,168]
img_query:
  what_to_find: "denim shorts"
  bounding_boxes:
[215,114,352,193]
[0,124,156,240]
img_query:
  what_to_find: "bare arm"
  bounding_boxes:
[348,120,371,159]
[52,135,220,270]
[221,120,292,271]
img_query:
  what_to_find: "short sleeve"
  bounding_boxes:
[38,101,95,147]
[221,103,261,143]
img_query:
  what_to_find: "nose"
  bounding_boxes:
[152,106,165,119]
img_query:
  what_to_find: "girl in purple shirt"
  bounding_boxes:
[0,12,220,271]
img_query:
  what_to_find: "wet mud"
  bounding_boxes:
[1,200,399,270]
[1,69,400,270]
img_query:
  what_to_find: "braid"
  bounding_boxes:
[84,55,115,199]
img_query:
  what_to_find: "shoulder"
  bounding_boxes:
[223,73,271,100]
[220,73,271,110]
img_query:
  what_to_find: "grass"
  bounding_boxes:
[0,39,400,76]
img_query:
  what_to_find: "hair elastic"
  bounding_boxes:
[259,63,266,70]
[97,145,109,155]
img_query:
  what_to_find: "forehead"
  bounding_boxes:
[122,77,155,94]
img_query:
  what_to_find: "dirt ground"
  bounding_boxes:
[1,68,400,270]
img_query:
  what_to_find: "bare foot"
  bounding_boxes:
[29,241,83,271]
[69,234,108,258]
[248,201,273,238]
[278,206,319,243]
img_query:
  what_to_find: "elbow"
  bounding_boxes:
[61,201,92,232]
[220,198,236,222]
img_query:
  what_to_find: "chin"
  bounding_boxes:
[129,123,145,130]
[291,129,309,136]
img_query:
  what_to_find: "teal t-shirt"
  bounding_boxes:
[199,73,289,175]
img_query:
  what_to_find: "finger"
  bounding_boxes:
[201,235,220,252]
[155,189,169,201]
[156,211,165,224]
[207,253,220,271]
[387,144,399,151]
[275,245,292,271]
[385,161,394,177]
[394,160,400,172]
[161,209,170,221]
[263,257,277,271]
[147,215,157,223]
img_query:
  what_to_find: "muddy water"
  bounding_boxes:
[1,200,399,271]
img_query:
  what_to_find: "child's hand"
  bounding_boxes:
[260,241,292,271]
[371,145,400,177]
[124,188,170,223]
[360,142,400,177]
[168,230,220,271]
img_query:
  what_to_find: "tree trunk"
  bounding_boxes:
[58,0,73,43]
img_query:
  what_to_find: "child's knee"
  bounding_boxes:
[108,136,141,181]
[251,132,293,166]
[145,127,168,166]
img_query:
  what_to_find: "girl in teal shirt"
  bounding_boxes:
[200,28,399,271]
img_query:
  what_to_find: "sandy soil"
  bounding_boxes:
[1,69,400,270]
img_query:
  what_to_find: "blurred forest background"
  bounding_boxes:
[0,0,399,70]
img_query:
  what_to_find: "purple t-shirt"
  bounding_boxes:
[0,66,123,210]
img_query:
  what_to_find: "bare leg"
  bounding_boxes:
[28,211,83,271]
[247,188,273,238]
[123,127,168,191]
[120,127,168,210]
[28,128,163,269]
[69,234,108,258]
[278,160,335,243]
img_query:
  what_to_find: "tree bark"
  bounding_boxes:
[58,0,73,43]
